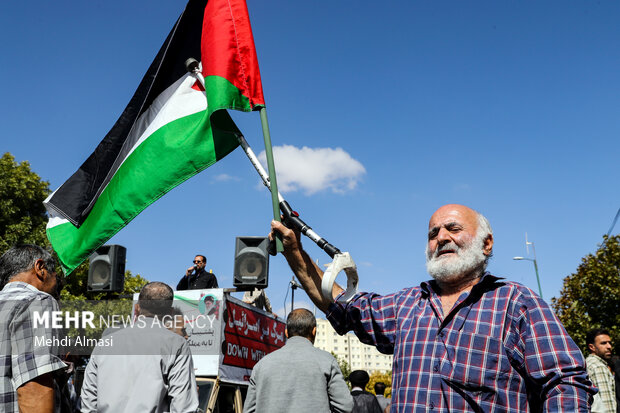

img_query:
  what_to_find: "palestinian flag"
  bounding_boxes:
[44,0,265,274]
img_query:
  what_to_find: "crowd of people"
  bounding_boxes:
[0,203,618,412]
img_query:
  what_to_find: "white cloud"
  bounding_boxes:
[258,145,366,195]
[213,173,240,182]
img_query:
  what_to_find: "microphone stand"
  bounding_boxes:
[290,276,302,311]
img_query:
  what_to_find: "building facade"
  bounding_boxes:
[314,318,393,373]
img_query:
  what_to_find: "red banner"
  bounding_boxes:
[223,301,285,369]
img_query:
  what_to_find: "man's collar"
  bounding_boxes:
[2,281,41,293]
[286,335,312,345]
[588,353,610,365]
[421,272,504,297]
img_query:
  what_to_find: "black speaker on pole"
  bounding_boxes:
[233,237,269,290]
[88,245,126,293]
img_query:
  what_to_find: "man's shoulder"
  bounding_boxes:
[352,391,376,400]
[96,317,189,354]
[198,269,215,277]
[364,285,423,303]
[256,337,333,365]
[0,281,52,301]
[477,275,545,305]
[586,354,607,368]
[0,283,57,315]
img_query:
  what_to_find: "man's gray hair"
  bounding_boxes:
[0,244,56,288]
[138,282,174,316]
[286,308,316,338]
[477,212,493,237]
[476,211,493,264]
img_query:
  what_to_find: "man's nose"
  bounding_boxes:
[437,227,452,244]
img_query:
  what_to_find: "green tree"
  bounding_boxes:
[331,352,352,385]
[60,267,149,301]
[552,234,620,354]
[0,152,149,298]
[367,371,392,398]
[0,153,50,254]
[59,269,150,352]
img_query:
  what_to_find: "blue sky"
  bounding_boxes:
[2,1,619,316]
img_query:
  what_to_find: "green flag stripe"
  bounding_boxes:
[48,75,251,274]
[48,111,209,273]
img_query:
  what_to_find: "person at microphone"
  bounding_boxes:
[176,255,218,290]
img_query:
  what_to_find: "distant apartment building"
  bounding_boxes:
[314,318,393,373]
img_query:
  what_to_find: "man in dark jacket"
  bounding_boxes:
[349,370,382,413]
[176,254,218,290]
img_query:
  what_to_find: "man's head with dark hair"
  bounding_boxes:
[138,282,174,317]
[586,328,610,345]
[0,244,58,294]
[586,328,613,360]
[193,255,207,272]
[286,308,316,341]
[374,382,386,395]
[349,370,370,388]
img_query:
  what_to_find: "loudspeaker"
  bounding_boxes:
[233,237,269,290]
[88,245,126,292]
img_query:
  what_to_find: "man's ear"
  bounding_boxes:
[285,328,289,339]
[33,259,46,280]
[483,234,494,256]
[588,343,595,353]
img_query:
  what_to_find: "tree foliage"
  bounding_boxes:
[331,352,352,387]
[366,371,392,398]
[60,269,149,350]
[0,153,50,253]
[0,152,150,298]
[60,267,149,301]
[552,234,620,353]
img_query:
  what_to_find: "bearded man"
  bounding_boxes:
[270,204,595,412]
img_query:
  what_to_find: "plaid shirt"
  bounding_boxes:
[327,273,595,412]
[586,354,616,412]
[0,282,66,413]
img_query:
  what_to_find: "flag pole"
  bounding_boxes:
[259,107,283,252]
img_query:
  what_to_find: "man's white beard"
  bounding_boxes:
[425,234,487,282]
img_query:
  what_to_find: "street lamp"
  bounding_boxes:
[513,237,543,298]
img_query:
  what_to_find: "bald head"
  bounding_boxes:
[429,204,480,232]
[427,204,492,246]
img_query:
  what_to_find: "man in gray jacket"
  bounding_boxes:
[81,282,198,412]
[244,308,353,413]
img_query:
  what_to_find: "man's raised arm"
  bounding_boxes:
[270,221,343,312]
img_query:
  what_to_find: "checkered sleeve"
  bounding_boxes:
[327,290,403,354]
[514,292,595,412]
[10,296,66,389]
